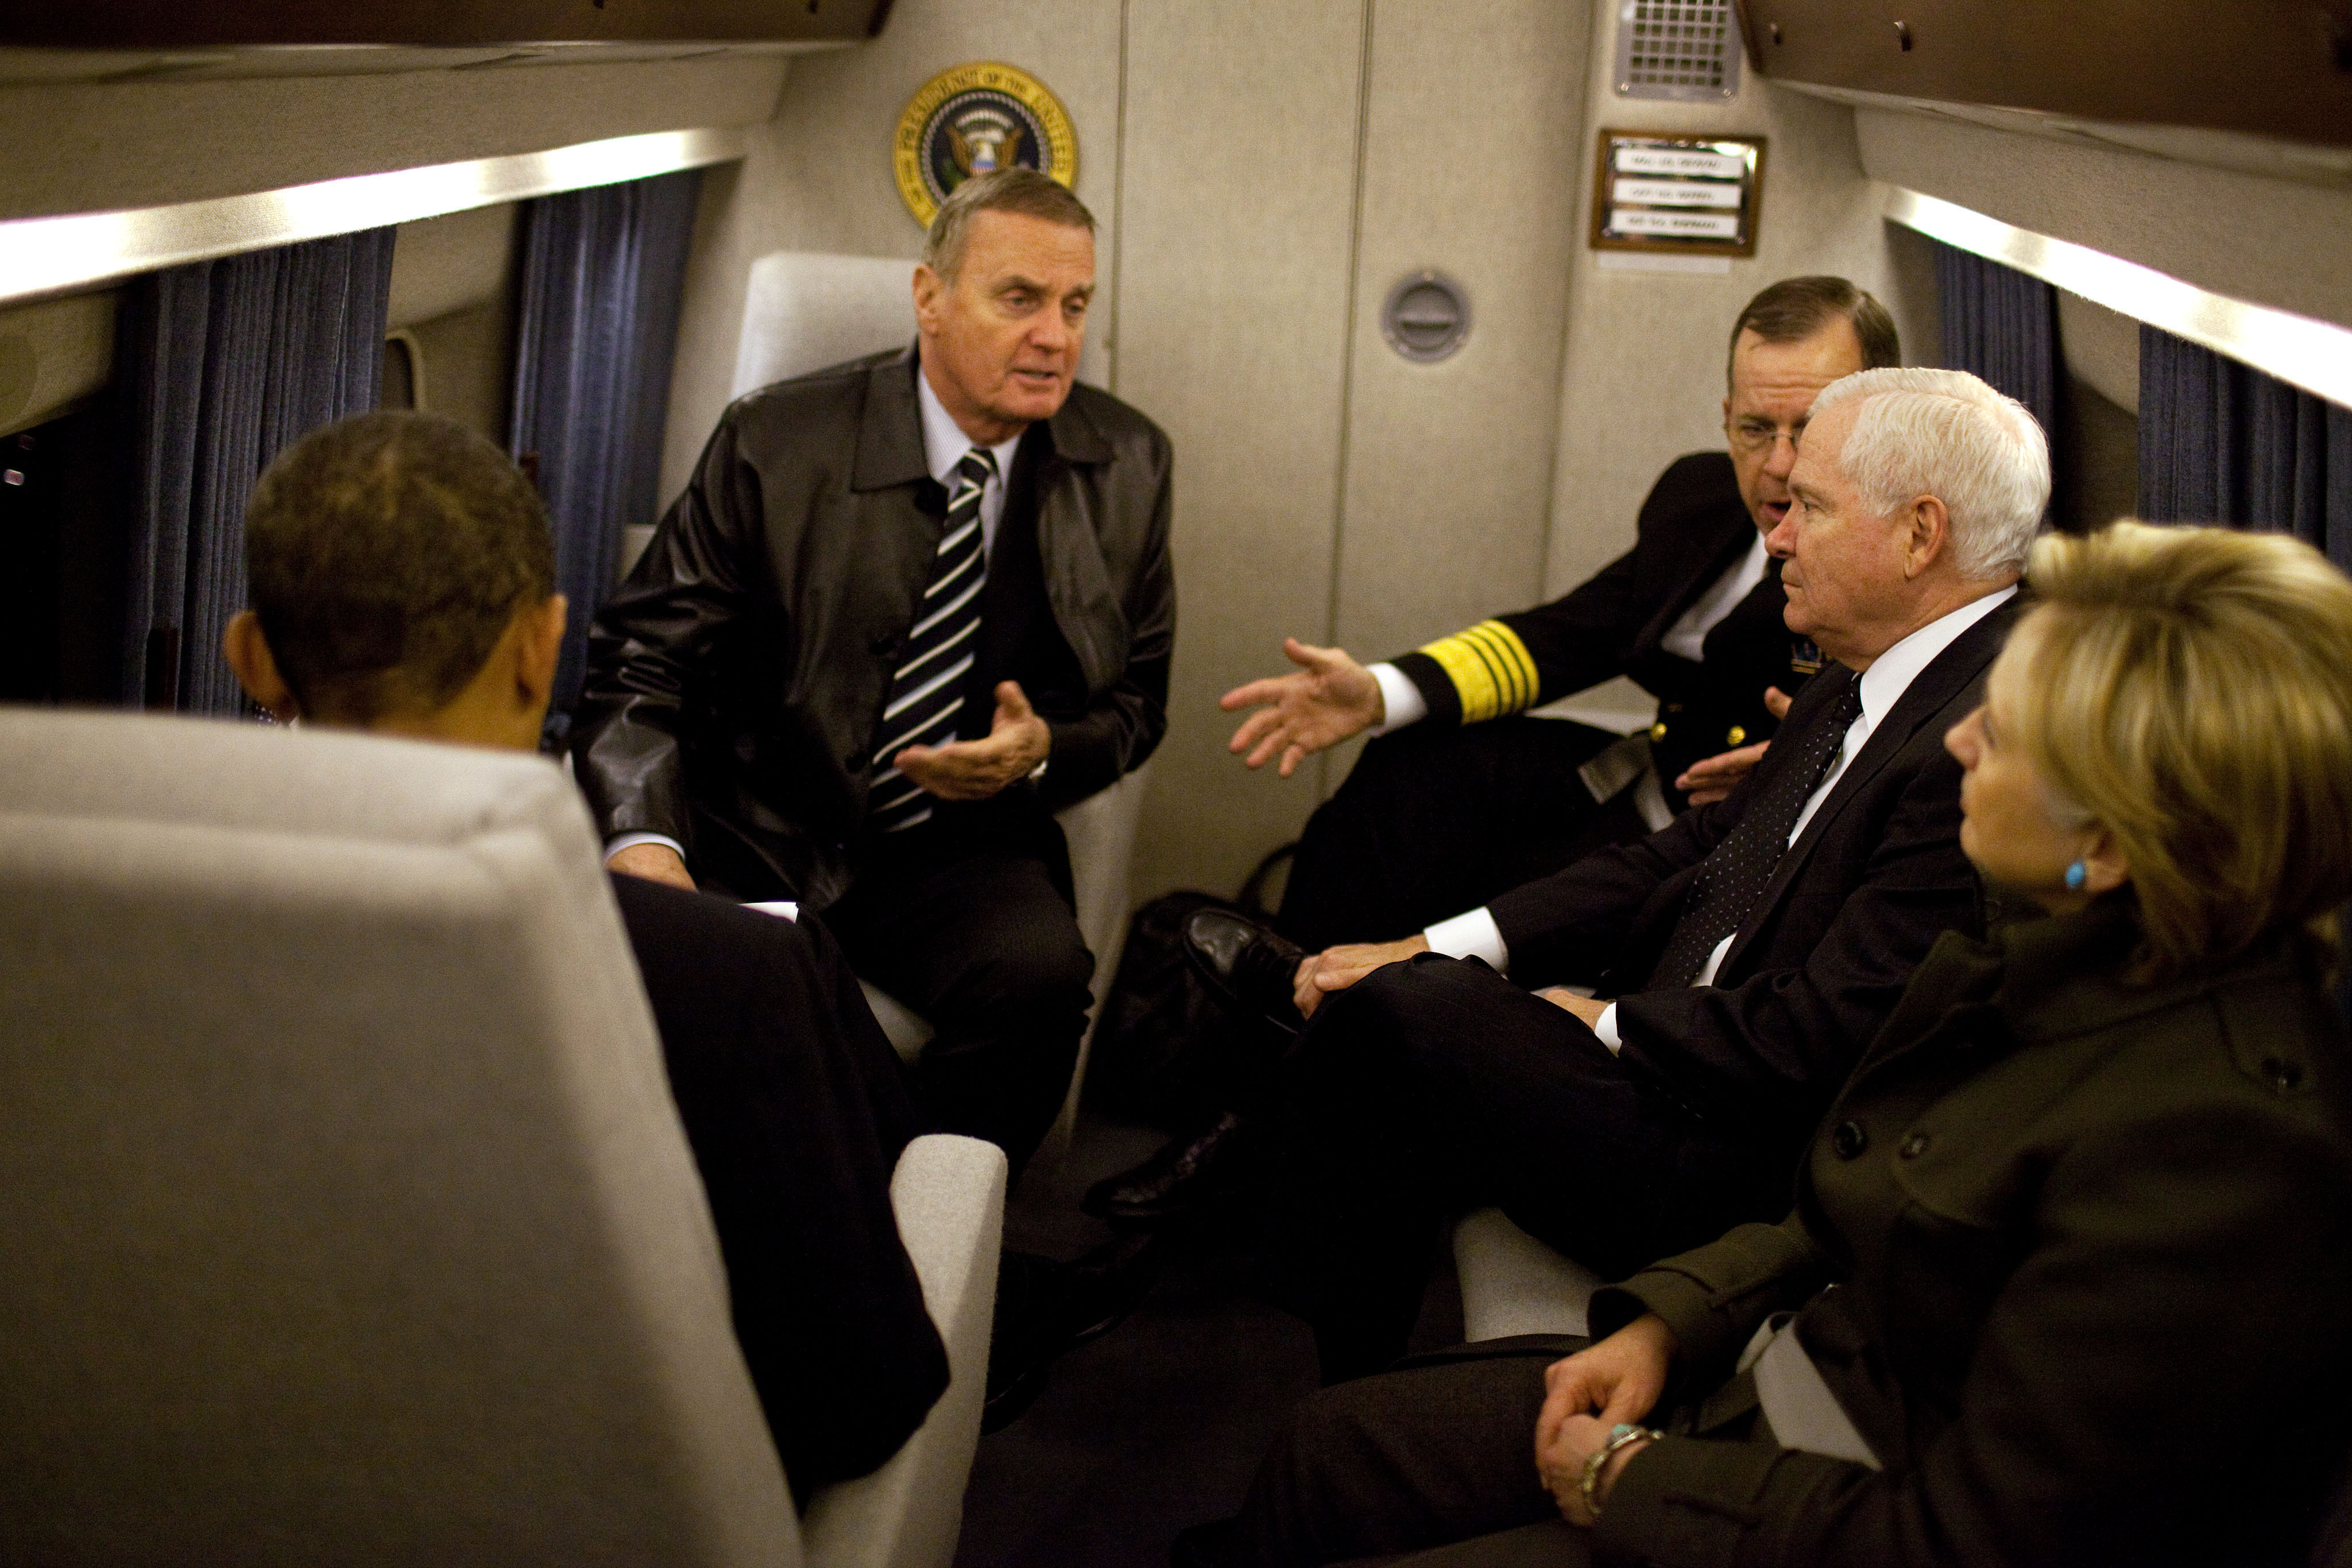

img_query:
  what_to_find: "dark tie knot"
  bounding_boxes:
[957,448,999,488]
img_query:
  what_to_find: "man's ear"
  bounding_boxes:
[514,594,567,714]
[222,610,299,721]
[1903,494,1952,579]
[912,263,945,337]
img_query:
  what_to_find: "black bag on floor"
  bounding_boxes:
[1086,845,1293,1130]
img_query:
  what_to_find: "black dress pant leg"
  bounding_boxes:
[1276,719,1643,952]
[608,874,950,1497]
[1218,1342,1586,1567]
[1260,954,1785,1384]
[821,827,1094,1183]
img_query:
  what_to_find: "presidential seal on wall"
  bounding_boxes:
[894,62,1078,227]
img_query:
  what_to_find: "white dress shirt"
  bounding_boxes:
[1658,530,1770,663]
[1365,531,1769,737]
[1423,585,2018,1051]
[914,364,1025,556]
[608,359,1026,867]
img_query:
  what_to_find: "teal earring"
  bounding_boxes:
[2064,861,2088,892]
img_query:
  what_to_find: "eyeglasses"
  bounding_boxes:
[1727,422,1803,456]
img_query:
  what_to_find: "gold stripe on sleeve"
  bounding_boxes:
[1461,621,1539,713]
[1414,619,1541,724]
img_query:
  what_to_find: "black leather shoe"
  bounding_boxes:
[1082,1110,1253,1225]
[1184,908,1307,1036]
[982,1232,1163,1433]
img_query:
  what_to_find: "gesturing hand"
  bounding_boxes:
[1221,638,1384,779]
[1533,1315,1677,1526]
[895,682,1053,802]
[1292,936,1429,1019]
[1672,686,1794,806]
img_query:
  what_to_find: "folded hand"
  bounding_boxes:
[1292,936,1429,1019]
[1533,1314,1677,1524]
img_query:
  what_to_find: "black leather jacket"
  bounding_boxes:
[571,346,1175,910]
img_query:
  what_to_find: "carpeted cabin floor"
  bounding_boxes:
[953,1114,1463,1568]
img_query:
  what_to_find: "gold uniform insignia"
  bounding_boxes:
[1415,620,1539,725]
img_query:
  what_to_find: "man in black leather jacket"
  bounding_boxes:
[573,169,1175,1179]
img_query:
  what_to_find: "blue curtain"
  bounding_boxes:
[2137,324,2352,573]
[118,229,395,714]
[1931,239,2059,442]
[508,168,703,738]
[2137,324,2352,1031]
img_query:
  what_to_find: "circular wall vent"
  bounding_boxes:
[1382,271,1470,363]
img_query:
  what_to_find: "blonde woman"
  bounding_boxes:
[1186,521,2352,1568]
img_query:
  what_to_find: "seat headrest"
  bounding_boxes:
[0,707,589,857]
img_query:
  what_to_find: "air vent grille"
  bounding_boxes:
[1613,0,1742,101]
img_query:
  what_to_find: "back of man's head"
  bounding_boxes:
[244,410,555,726]
[1727,276,1900,386]
[1811,366,2050,581]
[922,167,1096,283]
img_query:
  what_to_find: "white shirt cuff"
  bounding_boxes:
[606,831,687,867]
[1592,1003,1622,1054]
[1368,662,1427,736]
[1423,907,1508,973]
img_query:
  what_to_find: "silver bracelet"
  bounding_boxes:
[1579,1422,1662,1521]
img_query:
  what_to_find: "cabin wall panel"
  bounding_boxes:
[404,297,516,448]
[1856,108,2352,336]
[1115,0,1371,901]
[1325,0,1588,700]
[1541,3,1936,612]
[388,206,519,333]
[0,56,790,224]
[2056,289,2140,417]
[0,289,116,439]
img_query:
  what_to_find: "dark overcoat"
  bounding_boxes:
[1591,899,2352,1568]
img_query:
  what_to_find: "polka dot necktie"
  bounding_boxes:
[1644,671,1864,991]
[867,447,997,834]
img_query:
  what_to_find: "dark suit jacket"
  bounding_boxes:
[609,874,949,1500]
[1388,452,1816,795]
[1589,900,2352,1568]
[572,347,1175,909]
[1488,594,2021,1142]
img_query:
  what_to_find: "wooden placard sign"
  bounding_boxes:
[1589,131,1766,259]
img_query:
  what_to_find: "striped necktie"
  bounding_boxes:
[868,446,997,834]
[1644,671,1864,990]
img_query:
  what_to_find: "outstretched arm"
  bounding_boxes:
[1221,638,1385,778]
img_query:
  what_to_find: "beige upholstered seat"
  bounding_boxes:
[737,249,1154,1163]
[0,708,1001,1568]
[1453,1207,1604,1341]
